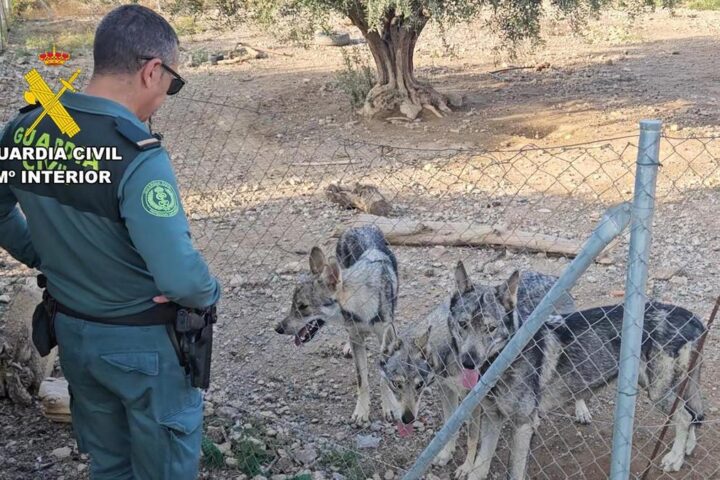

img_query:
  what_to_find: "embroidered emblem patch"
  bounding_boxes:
[142,180,178,217]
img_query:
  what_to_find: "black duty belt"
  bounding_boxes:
[53,298,179,326]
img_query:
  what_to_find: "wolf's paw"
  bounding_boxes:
[454,460,473,479]
[661,449,685,472]
[342,342,353,359]
[351,403,370,426]
[574,400,592,425]
[380,385,401,424]
[382,406,398,423]
[432,444,456,467]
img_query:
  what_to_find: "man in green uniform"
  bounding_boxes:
[0,5,220,479]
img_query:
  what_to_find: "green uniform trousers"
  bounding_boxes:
[55,312,204,479]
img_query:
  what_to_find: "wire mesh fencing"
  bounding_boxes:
[1,85,718,480]
[134,90,720,480]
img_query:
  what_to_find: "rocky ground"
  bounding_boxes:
[2,4,720,480]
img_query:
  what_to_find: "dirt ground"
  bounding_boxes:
[2,5,720,480]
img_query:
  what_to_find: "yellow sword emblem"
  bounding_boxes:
[23,68,82,139]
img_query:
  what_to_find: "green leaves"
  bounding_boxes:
[201,436,225,469]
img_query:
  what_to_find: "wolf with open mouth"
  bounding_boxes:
[274,225,401,425]
[380,263,582,476]
[448,266,705,479]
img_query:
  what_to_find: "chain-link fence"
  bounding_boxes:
[1,83,718,480]
[130,88,720,480]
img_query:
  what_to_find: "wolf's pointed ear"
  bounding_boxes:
[454,261,472,294]
[381,324,402,358]
[414,325,432,358]
[323,258,342,291]
[497,270,520,313]
[309,247,327,275]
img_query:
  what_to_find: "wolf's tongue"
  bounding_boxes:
[396,422,414,437]
[461,369,479,389]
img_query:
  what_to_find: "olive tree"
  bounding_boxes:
[179,0,667,118]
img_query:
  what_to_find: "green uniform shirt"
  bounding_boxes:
[0,92,220,317]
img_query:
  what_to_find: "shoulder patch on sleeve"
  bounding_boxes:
[115,117,162,151]
[142,179,179,217]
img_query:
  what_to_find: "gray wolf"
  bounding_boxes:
[379,265,582,476]
[448,267,705,479]
[275,225,400,424]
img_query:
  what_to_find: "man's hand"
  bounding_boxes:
[153,295,170,303]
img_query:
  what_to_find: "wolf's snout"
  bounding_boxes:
[274,323,285,334]
[401,411,415,425]
[461,353,477,370]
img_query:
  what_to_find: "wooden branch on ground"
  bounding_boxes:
[340,214,615,262]
[292,160,355,167]
[490,63,551,74]
[217,57,244,65]
[489,66,534,74]
[235,42,293,58]
[39,377,71,423]
[422,104,443,118]
[326,184,392,217]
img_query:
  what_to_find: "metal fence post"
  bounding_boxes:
[0,2,7,52]
[0,0,10,52]
[401,201,633,480]
[609,120,662,479]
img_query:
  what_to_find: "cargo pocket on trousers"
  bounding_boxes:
[158,394,204,479]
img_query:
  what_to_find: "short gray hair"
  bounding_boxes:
[93,4,179,75]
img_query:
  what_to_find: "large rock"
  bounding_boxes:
[0,278,57,405]
[293,446,318,465]
[356,434,381,449]
[39,377,71,423]
[51,446,72,460]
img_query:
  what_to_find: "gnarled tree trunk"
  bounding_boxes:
[347,8,451,119]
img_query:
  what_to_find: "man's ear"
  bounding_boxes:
[381,324,402,358]
[497,270,520,313]
[454,261,472,294]
[309,247,327,275]
[139,57,163,89]
[323,258,342,292]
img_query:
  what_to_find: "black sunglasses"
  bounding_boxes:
[139,56,186,95]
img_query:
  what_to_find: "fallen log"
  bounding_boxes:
[339,214,615,261]
[216,57,244,66]
[291,160,355,167]
[39,377,71,423]
[326,184,392,217]
[235,41,292,58]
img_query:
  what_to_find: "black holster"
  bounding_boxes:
[168,306,217,389]
[32,274,57,357]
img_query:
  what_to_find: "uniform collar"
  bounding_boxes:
[61,91,149,132]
